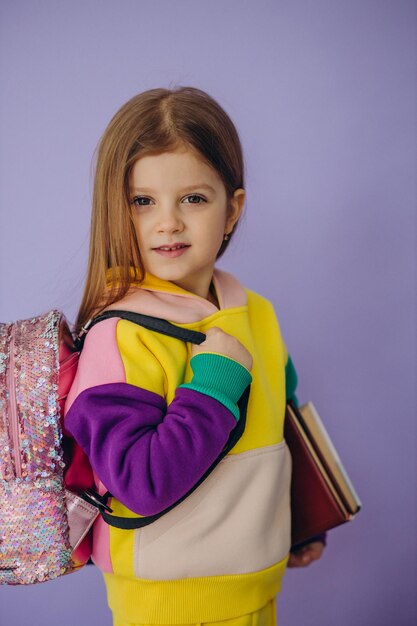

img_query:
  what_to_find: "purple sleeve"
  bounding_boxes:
[64,381,237,516]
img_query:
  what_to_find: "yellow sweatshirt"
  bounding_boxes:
[64,268,293,623]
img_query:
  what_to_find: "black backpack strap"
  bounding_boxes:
[77,308,250,529]
[99,385,250,529]
[76,310,206,350]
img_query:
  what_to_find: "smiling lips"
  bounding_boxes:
[153,243,191,258]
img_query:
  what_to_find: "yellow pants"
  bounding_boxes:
[112,596,277,626]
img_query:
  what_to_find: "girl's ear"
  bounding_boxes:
[225,188,245,234]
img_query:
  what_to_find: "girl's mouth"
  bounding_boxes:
[153,244,191,258]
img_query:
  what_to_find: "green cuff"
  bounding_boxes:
[179,352,252,420]
[285,355,299,406]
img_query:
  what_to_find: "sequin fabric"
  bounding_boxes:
[0,311,75,584]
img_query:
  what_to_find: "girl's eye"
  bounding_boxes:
[183,194,206,204]
[131,196,152,207]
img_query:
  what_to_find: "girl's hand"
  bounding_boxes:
[191,327,253,371]
[287,541,326,567]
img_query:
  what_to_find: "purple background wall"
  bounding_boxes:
[0,1,415,625]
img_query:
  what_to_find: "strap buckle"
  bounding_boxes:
[80,489,113,513]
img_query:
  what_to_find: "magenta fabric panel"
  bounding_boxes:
[64,382,237,516]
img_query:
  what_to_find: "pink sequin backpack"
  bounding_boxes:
[0,311,99,584]
[0,309,249,585]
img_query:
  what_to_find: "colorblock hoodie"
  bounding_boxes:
[64,269,296,624]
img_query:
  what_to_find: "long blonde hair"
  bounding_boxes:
[74,86,245,336]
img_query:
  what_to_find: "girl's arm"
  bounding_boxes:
[64,318,252,517]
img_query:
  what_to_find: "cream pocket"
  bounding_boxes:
[133,441,292,580]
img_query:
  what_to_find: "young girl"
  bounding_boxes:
[64,86,325,626]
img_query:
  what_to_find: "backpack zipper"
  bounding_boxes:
[6,325,21,478]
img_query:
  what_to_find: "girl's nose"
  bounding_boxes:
[157,206,184,234]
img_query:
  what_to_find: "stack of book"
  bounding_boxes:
[284,400,362,548]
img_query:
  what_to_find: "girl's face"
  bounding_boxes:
[129,145,245,300]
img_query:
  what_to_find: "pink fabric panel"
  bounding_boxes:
[212,269,247,309]
[91,515,113,573]
[63,319,124,573]
[104,287,217,323]
[90,472,113,573]
[100,269,247,323]
[64,317,125,413]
